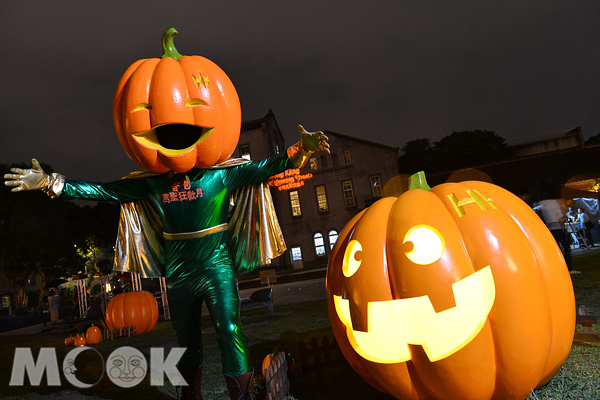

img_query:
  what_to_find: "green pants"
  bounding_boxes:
[166,258,251,376]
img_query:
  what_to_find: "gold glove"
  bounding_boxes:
[4,159,64,198]
[286,125,330,168]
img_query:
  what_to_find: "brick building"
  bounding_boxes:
[232,111,400,269]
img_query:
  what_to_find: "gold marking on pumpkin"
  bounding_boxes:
[192,72,211,88]
[473,190,497,210]
[448,190,494,217]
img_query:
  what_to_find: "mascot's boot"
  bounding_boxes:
[224,368,255,400]
[178,364,203,400]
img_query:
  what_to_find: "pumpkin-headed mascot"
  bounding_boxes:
[5,28,329,400]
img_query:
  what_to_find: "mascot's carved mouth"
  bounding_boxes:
[333,266,495,363]
[134,124,214,154]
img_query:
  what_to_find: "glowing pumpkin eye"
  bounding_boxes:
[403,225,445,265]
[343,240,362,277]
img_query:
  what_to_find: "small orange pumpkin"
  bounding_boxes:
[113,28,241,173]
[327,172,575,399]
[74,333,87,347]
[86,324,102,344]
[262,352,295,378]
[105,290,159,335]
[64,336,75,346]
[261,353,280,377]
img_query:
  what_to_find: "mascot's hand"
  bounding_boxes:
[298,125,330,154]
[4,159,64,198]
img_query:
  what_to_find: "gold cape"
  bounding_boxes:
[113,159,287,278]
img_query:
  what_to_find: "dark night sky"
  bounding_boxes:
[1,1,599,182]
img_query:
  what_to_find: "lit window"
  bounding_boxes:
[2,295,10,308]
[290,190,302,217]
[320,155,329,169]
[310,158,318,171]
[343,151,351,165]
[315,185,329,212]
[240,144,251,161]
[370,175,382,197]
[329,230,339,249]
[291,247,302,261]
[342,180,356,208]
[314,233,326,257]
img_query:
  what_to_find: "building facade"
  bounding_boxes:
[232,111,400,269]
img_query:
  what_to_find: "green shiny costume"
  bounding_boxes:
[60,152,295,376]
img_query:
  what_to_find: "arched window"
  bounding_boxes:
[314,233,326,257]
[328,230,339,250]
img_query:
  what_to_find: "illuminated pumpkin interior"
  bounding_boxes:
[333,225,496,364]
[131,98,214,156]
[134,124,214,155]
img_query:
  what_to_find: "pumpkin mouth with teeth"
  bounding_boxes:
[333,265,495,363]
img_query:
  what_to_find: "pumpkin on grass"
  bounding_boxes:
[86,324,102,344]
[74,333,87,347]
[64,336,75,346]
[113,27,241,173]
[326,171,575,400]
[106,290,158,335]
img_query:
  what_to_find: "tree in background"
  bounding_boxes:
[398,138,435,175]
[398,130,515,175]
[585,133,600,145]
[0,162,120,311]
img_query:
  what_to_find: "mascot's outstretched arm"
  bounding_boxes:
[4,158,64,198]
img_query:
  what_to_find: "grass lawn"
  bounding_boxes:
[0,251,598,400]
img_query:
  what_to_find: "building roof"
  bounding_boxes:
[241,110,276,131]
[323,130,400,151]
[425,144,600,198]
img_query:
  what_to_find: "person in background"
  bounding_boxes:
[576,207,596,247]
[533,199,579,274]
[48,289,59,324]
[40,295,50,328]
[565,207,580,248]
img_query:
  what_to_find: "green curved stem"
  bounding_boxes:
[162,27,183,60]
[409,171,431,191]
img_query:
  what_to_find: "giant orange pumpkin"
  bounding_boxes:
[106,290,159,335]
[113,28,241,173]
[326,172,575,400]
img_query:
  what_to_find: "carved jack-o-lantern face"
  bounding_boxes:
[326,173,575,400]
[113,28,241,173]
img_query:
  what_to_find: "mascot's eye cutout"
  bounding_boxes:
[133,103,152,112]
[185,99,208,107]
[403,224,445,265]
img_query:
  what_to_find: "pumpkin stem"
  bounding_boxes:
[409,171,432,191]
[162,28,183,61]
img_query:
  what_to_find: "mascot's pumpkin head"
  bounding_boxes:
[113,28,241,173]
[326,172,575,399]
